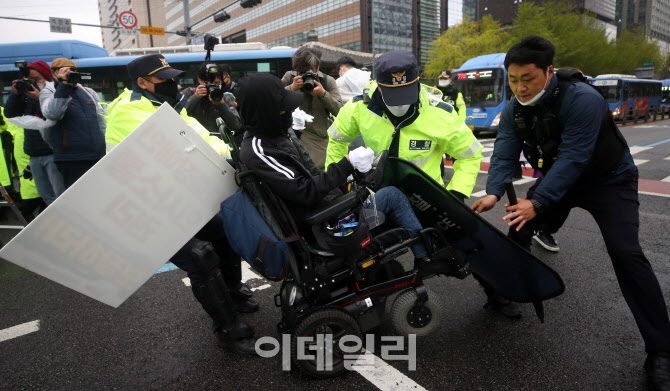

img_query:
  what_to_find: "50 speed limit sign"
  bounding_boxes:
[119,11,138,29]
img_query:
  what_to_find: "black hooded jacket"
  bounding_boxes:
[237,74,353,224]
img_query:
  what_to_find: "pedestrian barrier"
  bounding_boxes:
[620,107,669,125]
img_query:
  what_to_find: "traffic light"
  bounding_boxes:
[240,0,262,8]
[213,11,231,22]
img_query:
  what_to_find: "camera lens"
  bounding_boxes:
[302,80,315,93]
[209,86,223,102]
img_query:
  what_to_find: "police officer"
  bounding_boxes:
[105,54,259,355]
[326,50,482,201]
[437,70,466,121]
[470,36,670,390]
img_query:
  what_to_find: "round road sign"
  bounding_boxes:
[119,11,138,29]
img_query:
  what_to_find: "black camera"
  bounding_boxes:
[67,71,91,85]
[300,70,318,93]
[14,60,36,95]
[205,64,223,102]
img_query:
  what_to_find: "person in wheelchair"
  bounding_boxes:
[236,73,430,263]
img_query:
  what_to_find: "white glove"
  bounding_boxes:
[349,147,375,173]
[292,108,314,130]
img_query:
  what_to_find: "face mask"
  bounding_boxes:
[438,79,450,87]
[518,70,550,107]
[387,104,411,117]
[37,83,46,91]
[154,79,179,99]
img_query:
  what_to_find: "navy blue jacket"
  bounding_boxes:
[40,82,106,162]
[487,76,637,206]
[4,91,53,157]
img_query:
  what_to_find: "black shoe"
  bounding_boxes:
[233,297,260,313]
[646,352,670,391]
[533,232,559,252]
[229,282,254,301]
[484,295,522,319]
[216,332,259,355]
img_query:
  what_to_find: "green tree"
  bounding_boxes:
[612,26,664,77]
[424,15,509,79]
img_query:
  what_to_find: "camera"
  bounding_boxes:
[205,64,223,102]
[14,60,36,95]
[300,70,318,93]
[67,71,91,85]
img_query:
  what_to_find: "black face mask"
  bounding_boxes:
[153,79,179,101]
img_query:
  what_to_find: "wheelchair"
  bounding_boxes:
[219,123,471,378]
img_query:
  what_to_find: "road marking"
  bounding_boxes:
[662,176,670,183]
[0,320,40,343]
[252,284,271,291]
[633,159,649,166]
[182,277,191,287]
[639,191,670,198]
[645,138,670,147]
[665,156,670,160]
[513,177,536,185]
[629,146,653,155]
[353,350,427,391]
[471,190,487,198]
[156,262,178,274]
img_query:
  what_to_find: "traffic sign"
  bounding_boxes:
[641,62,655,67]
[119,11,138,29]
[141,26,164,35]
[49,17,72,34]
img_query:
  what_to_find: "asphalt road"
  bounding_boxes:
[1,119,669,390]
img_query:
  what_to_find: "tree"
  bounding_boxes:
[612,26,664,77]
[424,15,509,79]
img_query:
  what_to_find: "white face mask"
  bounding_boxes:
[438,79,450,87]
[37,83,46,91]
[387,104,411,117]
[518,70,550,106]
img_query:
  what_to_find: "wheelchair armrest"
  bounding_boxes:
[304,190,366,225]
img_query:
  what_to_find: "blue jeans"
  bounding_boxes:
[362,186,428,259]
[29,155,65,205]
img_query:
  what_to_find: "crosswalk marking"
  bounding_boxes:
[0,320,40,343]
[633,159,649,166]
[629,146,653,155]
[353,350,427,391]
[662,176,670,183]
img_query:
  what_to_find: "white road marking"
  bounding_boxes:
[513,177,536,185]
[353,350,427,391]
[639,191,670,198]
[633,159,649,166]
[482,147,494,153]
[182,277,191,287]
[662,176,670,183]
[181,265,270,291]
[0,320,40,343]
[470,190,487,198]
[665,156,670,160]
[252,284,271,291]
[629,146,653,155]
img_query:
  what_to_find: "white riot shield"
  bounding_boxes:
[0,103,238,307]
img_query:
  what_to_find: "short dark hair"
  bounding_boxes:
[219,63,232,76]
[292,47,321,73]
[197,62,222,81]
[504,35,555,72]
[336,56,357,70]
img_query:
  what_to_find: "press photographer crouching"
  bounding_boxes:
[281,47,342,169]
[185,62,242,144]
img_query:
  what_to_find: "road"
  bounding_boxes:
[1,119,669,390]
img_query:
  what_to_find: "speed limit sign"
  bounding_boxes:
[119,11,138,29]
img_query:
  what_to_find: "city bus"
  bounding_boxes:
[0,40,108,65]
[0,46,296,104]
[588,75,662,120]
[452,53,510,136]
[662,79,670,110]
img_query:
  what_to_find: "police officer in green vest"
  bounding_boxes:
[326,51,482,201]
[437,70,466,121]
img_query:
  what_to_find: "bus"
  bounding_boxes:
[588,75,662,120]
[662,79,670,110]
[452,53,510,136]
[0,40,109,65]
[0,47,296,104]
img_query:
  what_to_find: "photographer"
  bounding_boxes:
[40,58,105,189]
[4,60,64,204]
[281,47,342,169]
[185,62,241,143]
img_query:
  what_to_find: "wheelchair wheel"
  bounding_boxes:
[291,307,362,378]
[390,288,444,337]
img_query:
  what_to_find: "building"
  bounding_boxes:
[616,0,670,47]
[98,0,478,68]
[98,0,170,53]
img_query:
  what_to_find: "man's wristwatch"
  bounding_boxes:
[530,199,545,214]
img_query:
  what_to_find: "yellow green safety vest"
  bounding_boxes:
[0,107,13,188]
[326,82,483,197]
[105,88,229,156]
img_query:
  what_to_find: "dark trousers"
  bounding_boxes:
[169,213,242,288]
[510,176,670,353]
[55,159,100,189]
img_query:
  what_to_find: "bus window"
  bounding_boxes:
[622,85,628,101]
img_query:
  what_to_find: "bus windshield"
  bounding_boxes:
[452,68,505,107]
[592,80,621,103]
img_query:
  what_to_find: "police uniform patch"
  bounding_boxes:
[409,140,432,150]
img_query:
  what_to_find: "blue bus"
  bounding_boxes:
[1,48,296,104]
[452,53,510,136]
[662,79,670,110]
[589,75,662,120]
[0,40,108,65]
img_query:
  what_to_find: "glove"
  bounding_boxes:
[349,147,375,173]
[21,165,32,180]
[292,108,314,130]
